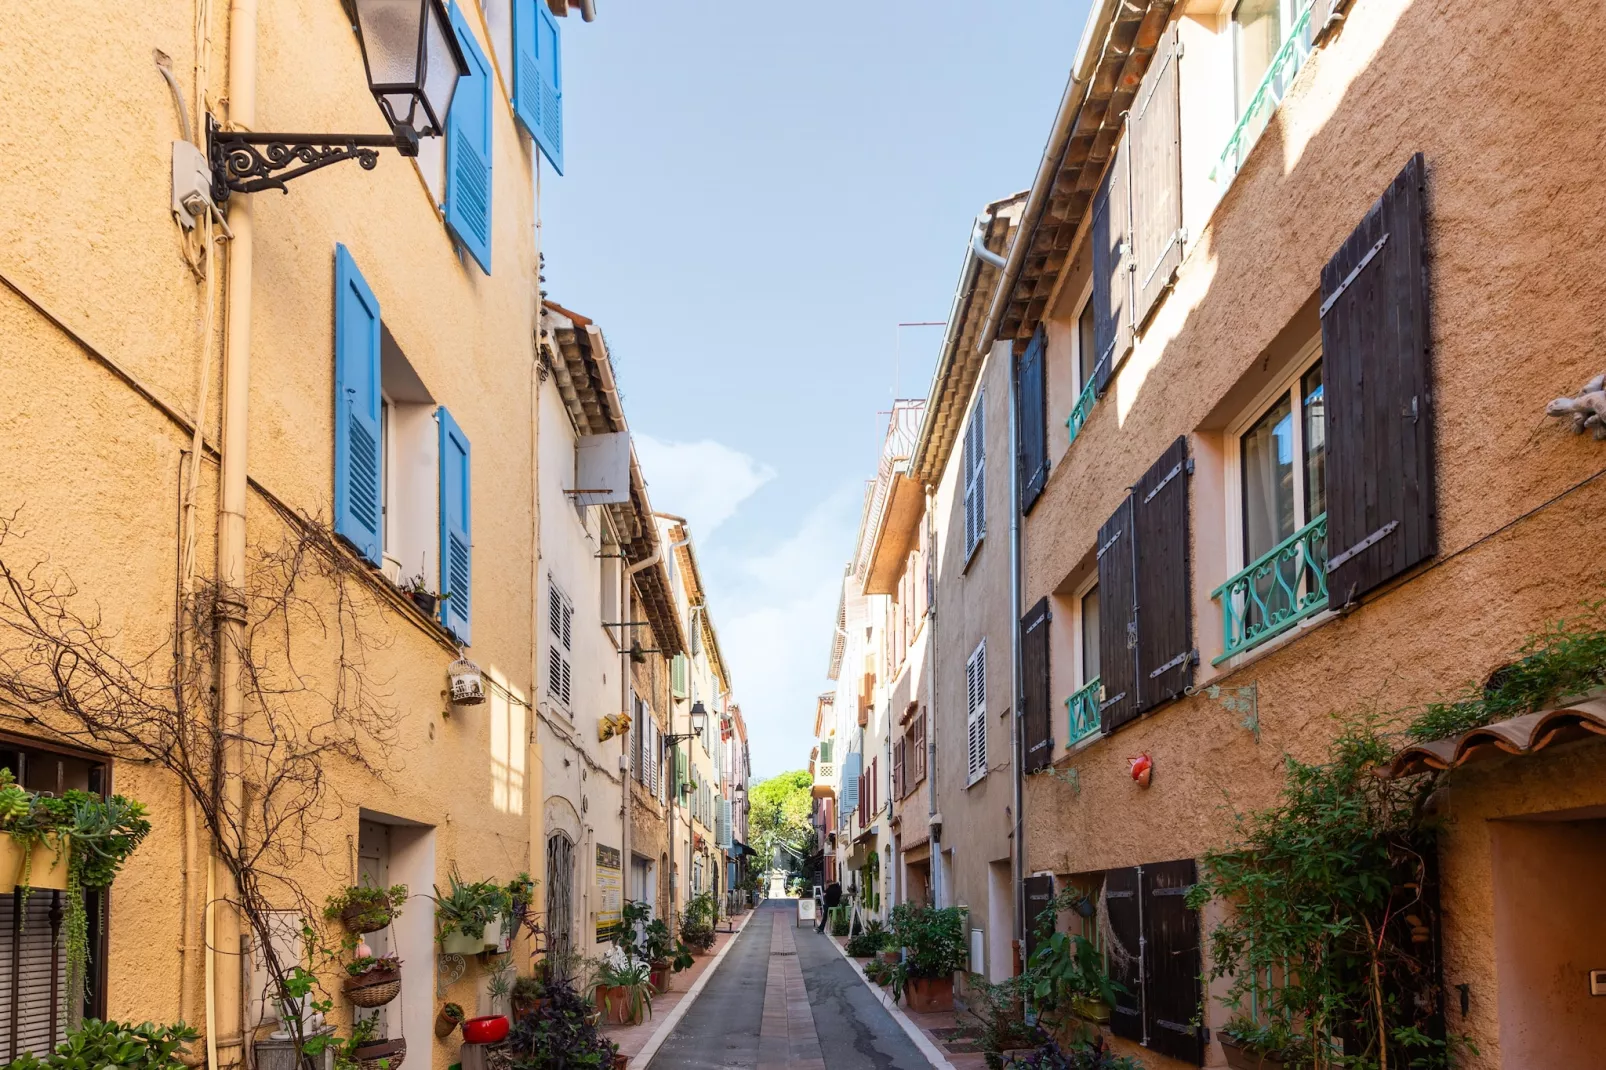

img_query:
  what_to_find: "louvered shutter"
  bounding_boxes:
[547,583,572,706]
[1022,874,1054,967]
[1018,329,1049,513]
[332,244,382,564]
[1097,497,1140,732]
[1142,859,1204,1064]
[1320,153,1434,606]
[1130,28,1183,328]
[841,752,860,814]
[966,641,988,783]
[963,393,986,555]
[0,891,69,1059]
[1091,140,1134,395]
[1134,437,1192,711]
[444,3,493,274]
[1020,597,1052,773]
[1104,867,1144,1043]
[438,407,473,644]
[892,736,904,800]
[511,0,564,173]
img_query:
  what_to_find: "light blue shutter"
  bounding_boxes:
[333,244,382,564]
[841,752,861,813]
[443,2,493,274]
[438,407,472,644]
[513,0,564,174]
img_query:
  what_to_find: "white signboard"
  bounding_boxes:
[796,897,817,926]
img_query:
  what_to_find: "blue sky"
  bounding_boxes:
[540,1,1090,781]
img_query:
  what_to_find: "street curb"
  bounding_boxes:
[637,906,758,1069]
[826,933,960,1070]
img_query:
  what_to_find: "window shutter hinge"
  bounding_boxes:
[1185,457,1195,475]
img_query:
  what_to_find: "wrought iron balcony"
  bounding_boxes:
[1066,677,1102,747]
[1212,512,1329,664]
[1214,2,1315,183]
[1066,377,1099,449]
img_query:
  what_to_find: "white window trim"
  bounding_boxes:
[965,638,988,786]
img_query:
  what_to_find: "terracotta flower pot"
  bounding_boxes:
[877,949,900,965]
[1219,1036,1287,1070]
[648,968,670,994]
[903,974,954,1013]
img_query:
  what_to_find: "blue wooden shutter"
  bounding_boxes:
[514,0,564,174]
[444,2,493,274]
[438,406,472,643]
[333,244,382,564]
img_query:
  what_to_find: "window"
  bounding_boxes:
[1080,585,1101,685]
[963,392,987,558]
[1068,582,1102,747]
[600,546,620,647]
[1216,347,1328,660]
[965,640,987,785]
[547,577,574,708]
[1220,0,1316,180]
[1076,293,1098,393]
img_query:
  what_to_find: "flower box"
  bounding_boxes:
[1219,1036,1288,1070]
[439,929,484,956]
[903,974,954,1013]
[0,834,69,892]
[1070,997,1112,1025]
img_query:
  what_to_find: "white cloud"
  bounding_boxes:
[634,434,776,537]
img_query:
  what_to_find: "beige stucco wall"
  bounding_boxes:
[0,0,545,1063]
[1021,0,1606,1066]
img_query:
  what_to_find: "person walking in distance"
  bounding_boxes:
[817,880,841,933]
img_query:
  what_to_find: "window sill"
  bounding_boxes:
[1210,606,1338,676]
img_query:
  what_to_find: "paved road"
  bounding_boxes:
[650,899,930,1070]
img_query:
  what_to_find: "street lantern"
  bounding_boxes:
[690,701,708,736]
[206,0,467,201]
[354,0,468,141]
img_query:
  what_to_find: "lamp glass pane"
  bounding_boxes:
[355,0,426,87]
[419,3,461,135]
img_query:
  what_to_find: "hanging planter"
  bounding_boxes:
[0,833,70,892]
[447,658,485,706]
[439,928,484,956]
[326,884,409,935]
[344,957,403,1008]
[433,1003,465,1039]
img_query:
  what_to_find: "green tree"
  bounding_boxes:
[749,770,813,876]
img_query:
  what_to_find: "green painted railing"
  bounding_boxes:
[1212,512,1328,664]
[1066,677,1102,747]
[1213,3,1315,183]
[1066,377,1099,448]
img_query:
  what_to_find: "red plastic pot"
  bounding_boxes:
[461,1015,510,1044]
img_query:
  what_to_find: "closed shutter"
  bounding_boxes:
[1022,874,1054,967]
[1134,437,1192,711]
[1097,497,1140,732]
[675,746,687,797]
[1320,153,1434,606]
[0,891,70,1060]
[841,752,861,814]
[444,3,493,274]
[547,581,572,706]
[869,756,878,815]
[438,407,472,643]
[332,244,383,564]
[1091,140,1133,395]
[671,655,688,699]
[963,393,986,555]
[1130,27,1184,328]
[1018,329,1049,513]
[965,641,987,784]
[1020,597,1052,773]
[513,0,564,173]
[912,712,926,783]
[1142,859,1203,1064]
[1104,867,1143,1044]
[892,736,904,800]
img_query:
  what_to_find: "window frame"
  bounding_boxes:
[1071,281,1098,397]
[1071,575,1100,691]
[963,391,987,563]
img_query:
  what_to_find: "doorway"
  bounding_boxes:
[546,833,576,968]
[356,821,394,1039]
[987,860,1013,982]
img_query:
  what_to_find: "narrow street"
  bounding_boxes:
[651,900,931,1070]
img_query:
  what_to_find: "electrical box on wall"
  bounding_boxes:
[1590,969,1606,996]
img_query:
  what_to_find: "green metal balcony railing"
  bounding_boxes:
[1214,2,1315,183]
[1067,677,1102,747]
[1212,512,1328,663]
[1066,377,1099,449]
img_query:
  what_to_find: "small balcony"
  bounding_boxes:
[1066,377,1098,449]
[1212,512,1329,664]
[1066,677,1102,748]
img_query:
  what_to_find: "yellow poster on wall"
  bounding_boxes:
[596,843,623,941]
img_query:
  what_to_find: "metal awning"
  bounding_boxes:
[1381,698,1606,779]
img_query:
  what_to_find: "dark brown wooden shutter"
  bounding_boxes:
[1020,596,1052,773]
[1134,437,1193,711]
[1091,139,1133,395]
[1018,328,1049,513]
[1097,496,1139,732]
[1130,27,1183,328]
[1022,874,1054,966]
[1104,867,1143,1043]
[1142,859,1204,1065]
[1320,153,1434,607]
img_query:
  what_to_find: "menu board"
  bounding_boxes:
[595,843,622,941]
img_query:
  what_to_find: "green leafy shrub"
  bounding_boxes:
[844,918,890,958]
[433,869,512,942]
[6,1019,198,1070]
[829,906,850,937]
[507,978,618,1070]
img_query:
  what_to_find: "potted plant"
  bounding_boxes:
[344,953,403,1008]
[1216,1018,1296,1070]
[888,903,968,1013]
[642,917,692,993]
[511,975,546,1019]
[591,948,654,1026]
[680,893,717,955]
[845,918,889,959]
[506,977,619,1070]
[1024,929,1122,1029]
[968,975,1047,1070]
[434,871,511,955]
[434,1002,465,1039]
[325,884,408,935]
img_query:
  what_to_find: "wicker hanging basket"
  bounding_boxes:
[354,1038,406,1070]
[345,969,402,1008]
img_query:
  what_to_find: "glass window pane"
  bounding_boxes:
[1241,391,1296,561]
[1234,0,1283,118]
[1302,360,1325,522]
[1077,299,1097,390]
[1081,585,1100,684]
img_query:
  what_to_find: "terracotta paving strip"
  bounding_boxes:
[759,914,825,1070]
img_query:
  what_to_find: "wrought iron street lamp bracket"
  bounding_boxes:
[207,117,418,202]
